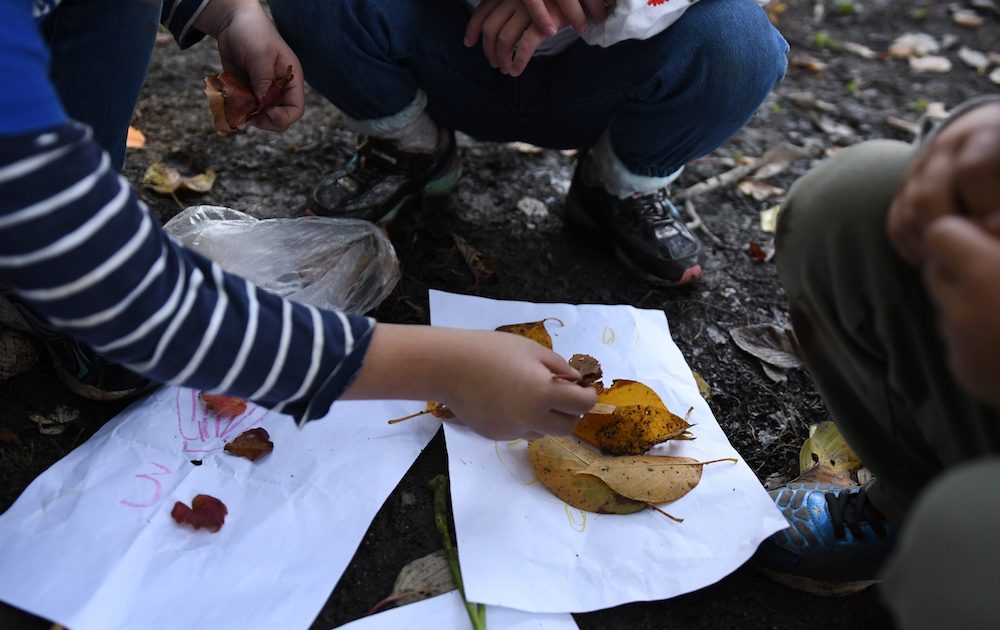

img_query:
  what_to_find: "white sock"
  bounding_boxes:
[587,131,683,199]
[344,90,440,153]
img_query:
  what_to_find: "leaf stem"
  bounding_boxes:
[387,409,432,424]
[429,475,486,630]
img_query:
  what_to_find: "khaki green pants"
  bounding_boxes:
[776,140,1000,630]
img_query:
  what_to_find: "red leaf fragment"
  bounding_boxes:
[199,392,248,417]
[171,494,228,532]
[223,427,274,462]
[203,65,294,135]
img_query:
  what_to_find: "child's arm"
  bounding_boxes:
[516,0,612,36]
[344,324,598,440]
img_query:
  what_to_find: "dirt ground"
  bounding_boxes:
[2,0,997,627]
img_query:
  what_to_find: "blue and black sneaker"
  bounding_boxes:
[752,483,896,596]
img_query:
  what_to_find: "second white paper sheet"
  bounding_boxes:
[430,291,787,613]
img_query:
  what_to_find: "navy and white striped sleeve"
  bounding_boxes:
[161,0,210,49]
[0,123,375,424]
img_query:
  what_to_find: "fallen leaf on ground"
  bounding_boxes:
[747,241,775,263]
[888,33,939,58]
[568,353,603,389]
[28,406,79,436]
[952,8,984,28]
[730,323,803,370]
[0,329,39,379]
[199,393,248,417]
[126,126,146,149]
[798,421,862,475]
[0,427,21,446]
[142,162,216,195]
[573,379,693,455]
[909,55,952,73]
[204,65,294,134]
[789,54,827,73]
[224,427,273,462]
[958,46,990,72]
[505,141,545,154]
[368,550,457,614]
[759,205,781,233]
[991,67,1000,85]
[843,42,879,59]
[171,494,228,532]
[451,233,497,284]
[691,371,712,400]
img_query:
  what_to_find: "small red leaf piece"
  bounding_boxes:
[224,427,274,462]
[171,494,228,532]
[203,65,294,135]
[199,393,247,417]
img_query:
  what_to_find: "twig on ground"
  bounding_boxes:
[684,199,723,245]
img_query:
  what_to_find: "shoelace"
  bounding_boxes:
[825,490,888,540]
[632,190,681,227]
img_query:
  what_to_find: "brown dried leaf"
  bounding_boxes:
[729,323,803,370]
[204,66,294,135]
[142,162,216,195]
[581,455,735,504]
[224,427,273,462]
[451,233,497,284]
[369,550,457,613]
[573,380,692,455]
[528,437,646,514]
[199,393,248,417]
[126,126,146,149]
[569,353,603,389]
[171,494,228,533]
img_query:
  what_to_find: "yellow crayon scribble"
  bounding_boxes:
[564,503,587,532]
[602,327,616,345]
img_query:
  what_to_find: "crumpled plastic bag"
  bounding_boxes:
[163,206,399,315]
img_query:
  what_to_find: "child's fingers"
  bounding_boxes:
[480,3,519,68]
[510,26,546,76]
[554,0,589,33]
[520,0,559,36]
[497,13,533,74]
[465,0,503,46]
[580,0,607,22]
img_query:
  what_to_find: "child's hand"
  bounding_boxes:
[343,324,597,440]
[438,329,598,440]
[466,0,609,77]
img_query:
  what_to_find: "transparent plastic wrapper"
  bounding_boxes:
[163,206,399,315]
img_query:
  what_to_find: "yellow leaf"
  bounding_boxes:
[573,380,692,455]
[528,437,646,515]
[495,318,562,349]
[142,162,216,195]
[580,455,735,504]
[798,421,863,475]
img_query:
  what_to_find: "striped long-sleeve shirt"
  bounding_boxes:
[1,0,375,424]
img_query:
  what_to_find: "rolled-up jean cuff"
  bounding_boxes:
[344,90,427,136]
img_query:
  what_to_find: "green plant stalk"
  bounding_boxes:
[430,474,486,630]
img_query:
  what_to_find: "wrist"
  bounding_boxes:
[192,0,262,39]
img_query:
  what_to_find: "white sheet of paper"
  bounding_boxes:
[0,388,440,629]
[430,290,788,613]
[335,591,579,630]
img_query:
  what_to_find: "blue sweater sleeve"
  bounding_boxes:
[0,4,376,423]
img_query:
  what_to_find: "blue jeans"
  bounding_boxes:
[39,0,162,171]
[271,0,787,177]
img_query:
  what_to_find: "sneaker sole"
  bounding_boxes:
[565,194,702,287]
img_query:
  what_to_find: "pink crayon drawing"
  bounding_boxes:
[119,462,173,508]
[177,389,270,455]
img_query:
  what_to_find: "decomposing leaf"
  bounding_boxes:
[843,42,879,59]
[0,427,21,446]
[747,241,775,263]
[29,406,79,436]
[126,126,146,149]
[909,55,952,73]
[171,494,228,533]
[736,179,785,201]
[730,323,803,370]
[789,54,827,73]
[952,8,985,28]
[569,353,603,389]
[691,371,712,401]
[958,46,990,72]
[495,318,561,350]
[798,421,862,475]
[888,33,939,58]
[528,437,646,514]
[199,393,248,417]
[368,550,457,613]
[451,233,497,284]
[789,91,839,114]
[204,65,294,134]
[573,380,693,455]
[223,427,273,462]
[142,162,216,195]
[581,454,735,504]
[759,205,780,234]
[0,328,39,379]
